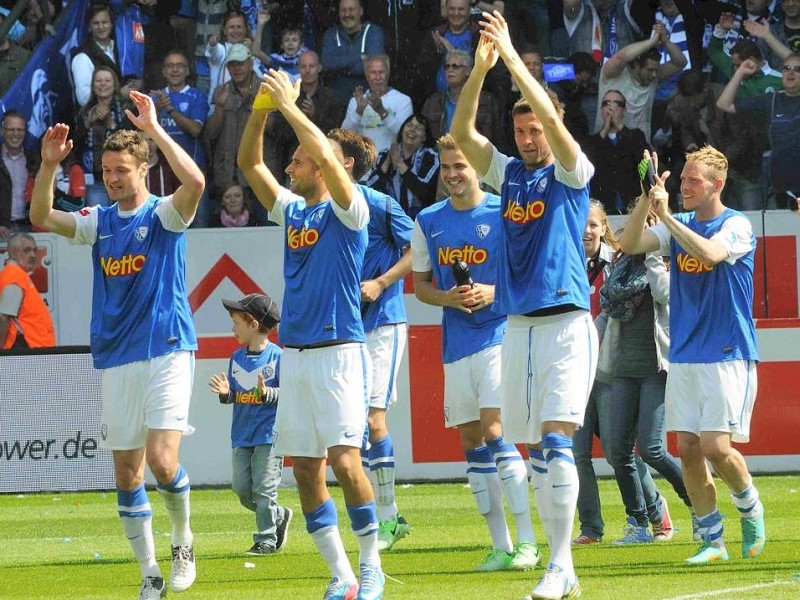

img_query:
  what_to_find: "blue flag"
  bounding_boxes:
[0,2,88,149]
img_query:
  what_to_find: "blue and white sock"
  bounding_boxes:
[731,479,762,519]
[466,445,513,553]
[306,498,356,582]
[347,501,381,567]
[368,434,398,521]
[487,435,535,545]
[156,464,192,547]
[542,432,579,577]
[118,485,159,578]
[696,509,725,547]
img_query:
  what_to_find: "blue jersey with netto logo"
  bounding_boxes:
[270,188,369,346]
[413,193,506,363]
[70,196,197,369]
[227,343,281,447]
[359,184,413,332]
[482,150,594,316]
[661,210,758,363]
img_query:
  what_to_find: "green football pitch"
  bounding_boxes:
[1,476,798,599]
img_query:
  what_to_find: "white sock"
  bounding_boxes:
[311,525,357,582]
[529,449,552,550]
[156,464,193,547]
[466,446,512,553]
[731,479,762,519]
[487,436,535,545]
[118,486,159,578]
[542,434,579,577]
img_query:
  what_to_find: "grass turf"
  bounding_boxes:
[1,476,798,599]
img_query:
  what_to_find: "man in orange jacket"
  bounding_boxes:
[0,232,55,349]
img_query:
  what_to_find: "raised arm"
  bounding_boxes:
[602,28,660,81]
[126,91,205,222]
[264,69,355,210]
[237,88,283,212]
[450,35,499,177]
[618,190,661,255]
[716,60,757,114]
[29,124,78,238]
[481,11,578,169]
[742,19,793,62]
[657,28,689,81]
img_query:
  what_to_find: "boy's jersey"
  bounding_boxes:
[359,184,414,332]
[412,193,506,364]
[158,85,209,167]
[482,147,594,316]
[270,187,369,346]
[227,343,281,447]
[70,195,197,369]
[651,209,758,363]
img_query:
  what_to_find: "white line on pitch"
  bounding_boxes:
[666,580,797,600]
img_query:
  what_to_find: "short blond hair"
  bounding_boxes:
[437,133,458,153]
[685,145,728,185]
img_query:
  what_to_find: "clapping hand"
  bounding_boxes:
[208,373,230,396]
[478,11,514,62]
[40,123,73,168]
[645,150,671,219]
[353,85,368,114]
[473,32,499,73]
[126,90,159,133]
[262,69,300,111]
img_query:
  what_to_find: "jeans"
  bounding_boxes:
[232,444,286,546]
[605,372,690,527]
[574,380,605,539]
[575,380,664,536]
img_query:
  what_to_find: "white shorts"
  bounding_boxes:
[273,343,371,458]
[666,360,758,443]
[366,323,407,410]
[100,351,195,450]
[443,345,502,427]
[501,312,598,445]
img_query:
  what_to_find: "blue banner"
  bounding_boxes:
[0,2,88,148]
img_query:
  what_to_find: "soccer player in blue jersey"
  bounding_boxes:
[238,72,384,600]
[326,128,414,551]
[619,146,765,565]
[30,91,205,600]
[451,13,597,600]
[412,134,540,573]
[208,292,293,556]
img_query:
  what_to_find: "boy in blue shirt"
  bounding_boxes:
[208,293,293,556]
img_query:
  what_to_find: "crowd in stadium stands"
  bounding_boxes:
[1,0,800,237]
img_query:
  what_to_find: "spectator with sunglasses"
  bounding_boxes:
[584,90,649,214]
[717,53,800,209]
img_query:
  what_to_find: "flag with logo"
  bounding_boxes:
[0,1,88,149]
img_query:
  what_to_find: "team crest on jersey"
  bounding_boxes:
[536,177,547,193]
[261,361,276,381]
[475,224,491,239]
[313,208,325,223]
[135,226,149,242]
[179,102,189,112]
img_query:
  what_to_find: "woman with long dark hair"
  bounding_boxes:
[363,113,440,218]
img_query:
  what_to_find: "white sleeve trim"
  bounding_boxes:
[68,208,99,246]
[410,219,432,272]
[711,215,755,265]
[553,146,594,188]
[155,196,192,232]
[330,185,369,230]
[649,221,672,257]
[481,147,512,194]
